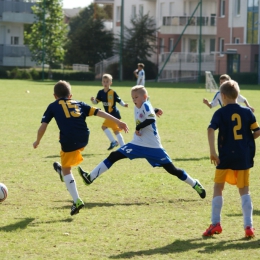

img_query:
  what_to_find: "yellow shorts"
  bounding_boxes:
[214,169,250,188]
[60,147,84,168]
[103,119,121,132]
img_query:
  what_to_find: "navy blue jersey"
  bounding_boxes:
[41,98,99,152]
[209,104,260,170]
[95,89,122,119]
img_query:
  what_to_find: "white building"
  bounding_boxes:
[0,0,37,67]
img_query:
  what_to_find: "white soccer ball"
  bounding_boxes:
[0,183,8,202]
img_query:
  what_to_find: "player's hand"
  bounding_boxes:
[33,141,39,149]
[135,130,142,136]
[210,154,220,166]
[203,98,209,105]
[249,106,255,113]
[118,121,129,133]
[124,103,128,108]
[156,109,163,117]
[90,97,95,101]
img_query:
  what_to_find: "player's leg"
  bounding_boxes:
[60,149,85,215]
[78,150,127,185]
[238,169,254,237]
[114,130,125,147]
[162,163,206,199]
[102,122,118,150]
[203,182,224,236]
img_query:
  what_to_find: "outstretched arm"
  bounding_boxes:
[208,127,219,165]
[96,110,129,133]
[203,98,212,108]
[33,122,48,148]
[244,100,255,112]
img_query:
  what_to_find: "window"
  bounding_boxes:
[160,3,165,20]
[11,36,19,45]
[139,5,143,16]
[220,0,225,17]
[169,38,174,51]
[219,38,224,53]
[132,5,136,19]
[235,38,240,43]
[160,38,165,54]
[189,39,197,53]
[116,6,121,22]
[169,2,174,16]
[235,0,241,16]
[210,39,216,53]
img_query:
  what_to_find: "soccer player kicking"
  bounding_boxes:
[203,80,260,238]
[76,85,206,199]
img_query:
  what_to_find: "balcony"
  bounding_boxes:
[94,0,114,4]
[160,15,216,35]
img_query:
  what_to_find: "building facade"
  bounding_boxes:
[95,0,260,81]
[0,0,36,67]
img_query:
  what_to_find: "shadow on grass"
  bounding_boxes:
[109,237,260,259]
[30,218,73,226]
[226,209,260,217]
[173,156,209,162]
[0,218,34,232]
[45,153,104,159]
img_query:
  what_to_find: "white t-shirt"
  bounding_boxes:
[130,100,162,148]
[210,91,246,108]
[137,69,145,86]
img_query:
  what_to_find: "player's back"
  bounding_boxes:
[214,104,256,169]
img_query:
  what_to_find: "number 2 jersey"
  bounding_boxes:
[131,100,163,149]
[41,98,99,152]
[208,103,260,169]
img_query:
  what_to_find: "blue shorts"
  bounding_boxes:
[118,143,172,167]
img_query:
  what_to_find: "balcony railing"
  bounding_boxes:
[0,45,31,58]
[0,1,36,17]
[163,15,216,27]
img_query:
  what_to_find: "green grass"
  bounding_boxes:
[1,79,260,260]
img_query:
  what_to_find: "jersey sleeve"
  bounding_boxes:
[95,90,102,103]
[208,110,220,130]
[237,94,246,103]
[210,92,221,108]
[41,104,54,124]
[143,102,156,120]
[114,91,122,103]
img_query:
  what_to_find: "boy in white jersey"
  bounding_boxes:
[134,63,145,86]
[203,74,254,112]
[77,85,206,199]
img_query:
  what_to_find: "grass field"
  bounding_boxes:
[0,79,260,260]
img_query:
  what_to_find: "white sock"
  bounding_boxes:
[63,174,79,203]
[211,196,223,224]
[116,133,125,147]
[104,128,115,142]
[90,161,108,181]
[183,172,196,187]
[241,194,253,228]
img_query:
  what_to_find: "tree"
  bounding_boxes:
[115,13,159,80]
[64,4,114,68]
[24,0,68,68]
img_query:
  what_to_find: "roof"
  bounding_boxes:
[63,8,82,18]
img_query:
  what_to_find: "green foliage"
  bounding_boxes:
[24,0,68,67]
[1,80,260,259]
[30,68,41,80]
[51,71,95,81]
[64,4,114,67]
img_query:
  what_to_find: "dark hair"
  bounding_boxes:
[219,74,231,81]
[54,81,71,98]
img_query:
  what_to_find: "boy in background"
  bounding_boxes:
[203,80,260,238]
[133,63,145,86]
[91,74,128,150]
[203,74,254,112]
[33,80,128,216]
[78,85,206,200]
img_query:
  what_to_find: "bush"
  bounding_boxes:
[30,69,40,80]
[20,70,32,80]
[8,68,22,79]
[0,69,8,79]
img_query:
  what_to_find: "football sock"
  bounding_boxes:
[241,194,253,228]
[116,133,125,147]
[63,174,79,203]
[211,196,223,224]
[104,128,116,142]
[182,171,196,187]
[90,161,108,181]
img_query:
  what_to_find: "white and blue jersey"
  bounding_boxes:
[137,69,145,86]
[118,100,172,167]
[210,91,246,108]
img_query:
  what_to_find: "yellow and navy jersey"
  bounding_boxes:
[41,98,99,152]
[95,89,122,119]
[209,104,260,170]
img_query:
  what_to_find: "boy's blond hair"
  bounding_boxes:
[219,74,231,81]
[131,85,148,96]
[137,63,144,68]
[219,80,239,100]
[102,74,113,81]
[54,80,71,98]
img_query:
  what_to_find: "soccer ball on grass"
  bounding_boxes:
[0,183,8,202]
